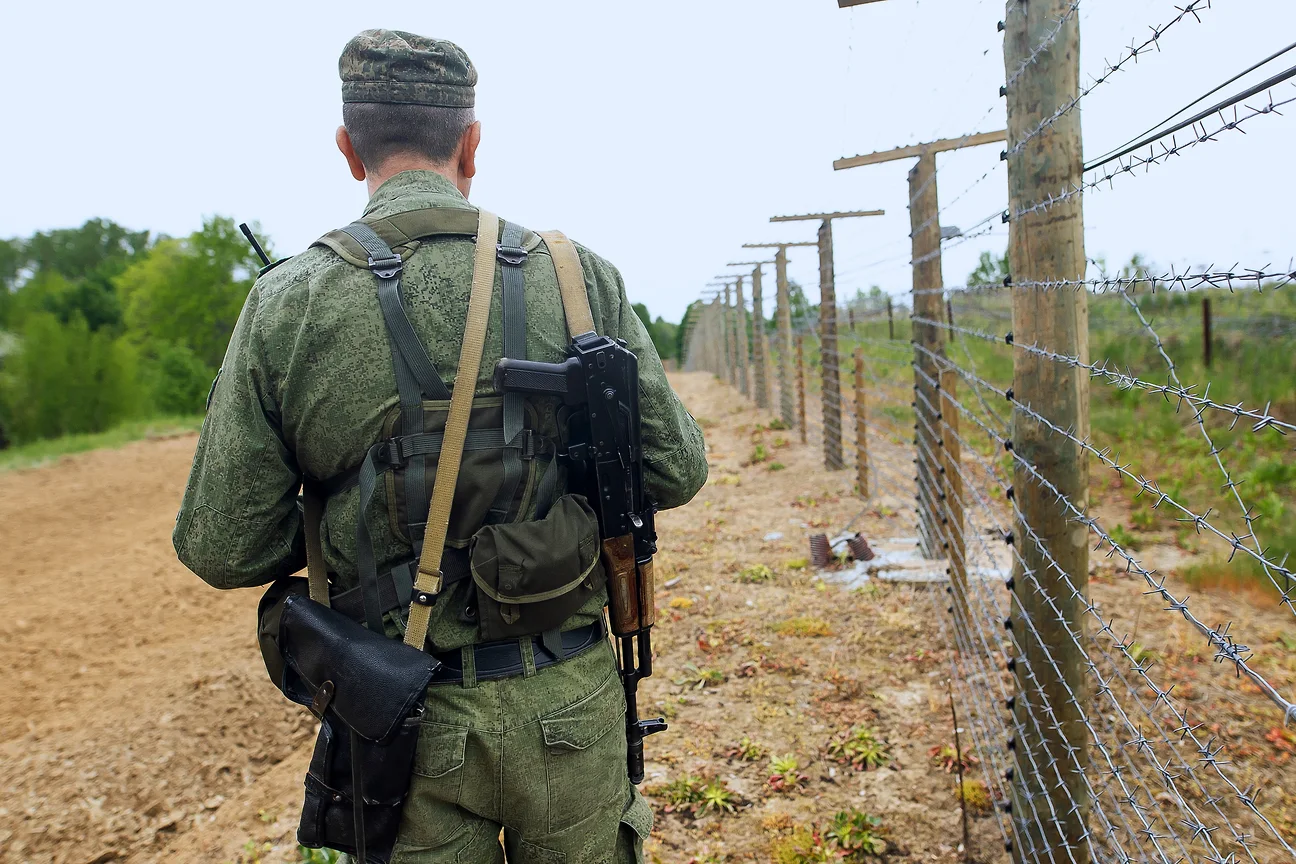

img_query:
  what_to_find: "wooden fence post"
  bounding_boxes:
[887,297,895,340]
[910,151,946,561]
[735,275,750,398]
[1202,296,1213,369]
[818,220,845,471]
[751,265,770,409]
[796,335,807,444]
[854,345,869,498]
[777,249,796,427]
[724,283,738,390]
[1005,1,1091,859]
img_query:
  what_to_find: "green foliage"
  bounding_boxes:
[967,249,1010,287]
[826,810,887,858]
[0,312,141,445]
[297,847,340,864]
[645,774,740,817]
[767,753,809,793]
[0,415,202,473]
[118,216,260,369]
[826,726,890,771]
[736,563,775,583]
[147,341,216,415]
[773,812,887,864]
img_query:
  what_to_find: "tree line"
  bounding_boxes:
[0,219,682,448]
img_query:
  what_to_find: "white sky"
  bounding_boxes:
[3,0,1293,322]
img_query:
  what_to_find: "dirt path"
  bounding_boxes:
[0,374,1023,864]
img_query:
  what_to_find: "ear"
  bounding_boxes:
[458,121,482,181]
[336,126,366,182]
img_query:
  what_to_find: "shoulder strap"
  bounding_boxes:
[538,231,596,337]
[314,207,480,267]
[404,208,502,650]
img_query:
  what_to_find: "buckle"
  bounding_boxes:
[496,244,528,266]
[367,254,403,279]
[376,437,406,468]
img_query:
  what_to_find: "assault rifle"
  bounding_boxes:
[494,332,666,784]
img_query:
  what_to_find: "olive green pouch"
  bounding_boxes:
[469,493,606,641]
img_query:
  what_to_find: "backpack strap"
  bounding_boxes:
[405,208,502,650]
[538,231,596,337]
[314,206,480,266]
[488,221,530,523]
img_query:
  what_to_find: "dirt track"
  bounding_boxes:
[5,372,1288,864]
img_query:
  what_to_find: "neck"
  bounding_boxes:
[366,155,467,198]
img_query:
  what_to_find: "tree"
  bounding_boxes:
[967,250,1009,288]
[117,216,260,370]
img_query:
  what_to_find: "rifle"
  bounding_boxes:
[494,332,666,784]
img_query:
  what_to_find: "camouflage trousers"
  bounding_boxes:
[348,637,651,863]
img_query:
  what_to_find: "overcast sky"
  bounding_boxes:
[3,0,1293,322]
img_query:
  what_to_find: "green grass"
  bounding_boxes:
[0,414,203,472]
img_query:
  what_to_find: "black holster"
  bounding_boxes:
[258,579,441,864]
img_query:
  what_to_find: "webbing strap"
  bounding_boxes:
[405,208,501,650]
[491,221,528,523]
[538,231,596,337]
[354,441,390,632]
[301,492,331,605]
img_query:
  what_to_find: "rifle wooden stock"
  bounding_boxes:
[603,535,639,636]
[637,557,656,628]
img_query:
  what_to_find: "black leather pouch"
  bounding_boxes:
[275,592,441,864]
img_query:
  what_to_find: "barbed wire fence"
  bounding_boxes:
[684,1,1296,862]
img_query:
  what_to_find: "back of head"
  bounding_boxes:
[339,29,479,170]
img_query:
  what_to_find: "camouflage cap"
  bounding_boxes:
[339,29,476,108]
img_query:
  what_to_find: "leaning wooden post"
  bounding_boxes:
[909,152,946,561]
[854,345,869,497]
[1005,1,1091,860]
[796,335,808,444]
[887,297,895,340]
[734,274,750,398]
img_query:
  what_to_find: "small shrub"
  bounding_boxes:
[669,596,694,610]
[826,726,890,771]
[773,616,833,638]
[768,417,789,431]
[784,557,810,571]
[737,563,775,584]
[749,443,770,464]
[769,461,787,471]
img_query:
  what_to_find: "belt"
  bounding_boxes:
[428,620,606,685]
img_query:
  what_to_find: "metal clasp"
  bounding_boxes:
[368,255,403,280]
[496,244,528,266]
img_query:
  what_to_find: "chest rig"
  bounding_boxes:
[300,207,605,646]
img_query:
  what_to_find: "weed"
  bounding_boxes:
[767,753,809,793]
[826,726,890,771]
[957,779,994,815]
[768,417,789,431]
[773,616,833,637]
[820,668,864,702]
[784,558,810,571]
[769,462,787,471]
[825,810,888,858]
[749,443,770,464]
[725,735,766,761]
[669,596,694,610]
[645,774,741,817]
[928,743,980,774]
[298,848,341,864]
[1108,523,1140,550]
[772,435,790,448]
[1130,504,1156,530]
[772,828,834,864]
[737,563,775,584]
[675,662,726,690]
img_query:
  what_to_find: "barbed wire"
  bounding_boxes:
[1013,85,1296,220]
[1006,0,1215,157]
[912,263,1296,296]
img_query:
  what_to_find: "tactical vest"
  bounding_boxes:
[299,208,606,647]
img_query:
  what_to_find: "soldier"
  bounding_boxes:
[174,29,707,864]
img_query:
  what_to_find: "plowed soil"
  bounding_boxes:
[1,372,1291,864]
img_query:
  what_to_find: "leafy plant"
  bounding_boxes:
[298,847,341,864]
[749,443,770,464]
[826,726,890,771]
[825,810,887,858]
[957,778,993,815]
[928,743,979,774]
[767,753,809,793]
[726,735,766,762]
[646,774,741,817]
[769,462,787,471]
[768,417,789,431]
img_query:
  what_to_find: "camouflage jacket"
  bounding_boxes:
[174,170,707,649]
